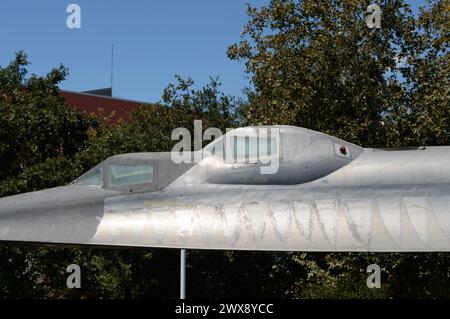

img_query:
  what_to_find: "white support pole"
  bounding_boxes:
[180,249,186,299]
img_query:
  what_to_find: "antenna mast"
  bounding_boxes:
[110,43,114,95]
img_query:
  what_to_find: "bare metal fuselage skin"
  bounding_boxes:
[1,126,450,252]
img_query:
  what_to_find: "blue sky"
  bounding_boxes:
[0,0,426,103]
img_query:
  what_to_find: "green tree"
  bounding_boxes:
[398,0,450,145]
[0,52,98,181]
[228,0,449,148]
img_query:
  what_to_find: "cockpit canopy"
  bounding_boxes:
[72,126,363,189]
[74,163,154,188]
[72,153,194,193]
[200,126,363,184]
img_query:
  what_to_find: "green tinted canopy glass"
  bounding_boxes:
[108,163,153,187]
[231,136,278,162]
[74,166,103,187]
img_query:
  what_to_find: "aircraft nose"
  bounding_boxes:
[0,194,18,215]
[2,185,106,215]
[0,189,55,217]
[0,185,106,244]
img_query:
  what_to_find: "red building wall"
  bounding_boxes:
[61,90,148,123]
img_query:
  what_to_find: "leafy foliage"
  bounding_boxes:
[0,52,98,181]
[228,0,449,148]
